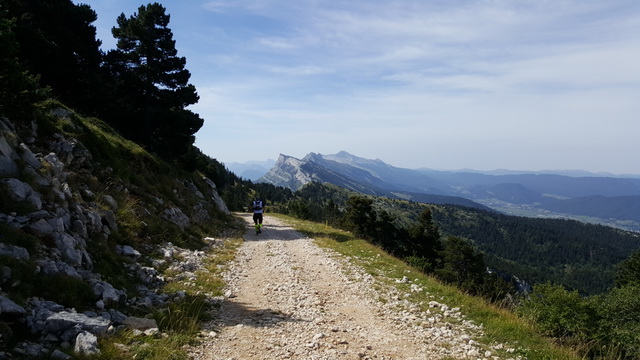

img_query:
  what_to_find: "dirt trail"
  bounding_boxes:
[189,214,498,360]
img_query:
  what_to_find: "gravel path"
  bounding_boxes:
[189,214,509,360]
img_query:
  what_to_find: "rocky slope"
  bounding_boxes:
[0,105,236,358]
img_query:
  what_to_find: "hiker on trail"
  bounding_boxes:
[250,197,266,234]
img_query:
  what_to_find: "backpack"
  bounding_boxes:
[252,200,263,210]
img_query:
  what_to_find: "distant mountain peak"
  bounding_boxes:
[324,151,388,168]
[301,152,323,163]
[275,153,299,164]
[331,150,358,160]
[258,151,493,210]
[260,154,313,190]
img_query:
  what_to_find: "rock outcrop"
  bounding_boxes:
[0,109,233,358]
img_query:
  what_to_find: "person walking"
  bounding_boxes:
[250,197,266,234]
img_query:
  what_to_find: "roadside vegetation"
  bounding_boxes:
[275,213,580,360]
[91,236,243,360]
[270,210,640,360]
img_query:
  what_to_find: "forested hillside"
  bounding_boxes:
[283,182,640,295]
[431,206,640,294]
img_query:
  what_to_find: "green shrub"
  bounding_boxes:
[0,256,37,305]
[87,234,133,292]
[517,283,591,339]
[0,321,16,349]
[405,255,433,273]
[614,251,640,287]
[592,285,640,359]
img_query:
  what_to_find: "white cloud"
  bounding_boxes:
[84,0,640,173]
[201,2,232,13]
[256,37,298,50]
[263,65,328,76]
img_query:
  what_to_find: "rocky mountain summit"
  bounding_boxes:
[259,153,491,209]
[0,106,236,358]
[259,151,640,230]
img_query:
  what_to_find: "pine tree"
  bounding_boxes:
[106,2,203,156]
[614,250,640,287]
[435,236,486,293]
[345,196,376,238]
[410,208,443,260]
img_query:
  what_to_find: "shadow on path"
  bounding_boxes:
[214,299,307,329]
[235,213,306,242]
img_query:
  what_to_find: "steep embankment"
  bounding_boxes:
[190,214,516,360]
[0,104,237,357]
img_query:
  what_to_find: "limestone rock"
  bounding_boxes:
[28,218,55,237]
[0,178,42,209]
[101,210,118,231]
[51,349,72,360]
[44,153,65,177]
[0,243,29,260]
[162,206,190,229]
[19,143,42,169]
[203,177,230,214]
[74,331,100,355]
[102,194,118,210]
[44,311,110,335]
[0,295,26,316]
[116,245,141,258]
[0,128,19,176]
[36,259,81,278]
[90,280,126,306]
[123,316,158,331]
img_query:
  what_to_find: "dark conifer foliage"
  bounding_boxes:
[105,3,203,156]
[3,0,103,113]
[408,208,443,267]
[344,196,377,239]
[4,0,203,159]
[435,236,487,293]
[0,8,46,119]
[430,206,640,294]
[614,250,640,288]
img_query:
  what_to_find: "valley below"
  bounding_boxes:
[474,198,640,232]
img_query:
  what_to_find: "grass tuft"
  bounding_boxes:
[94,234,242,359]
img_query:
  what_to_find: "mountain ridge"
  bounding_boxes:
[258,151,640,230]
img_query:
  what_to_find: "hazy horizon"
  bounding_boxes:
[225,151,640,177]
[77,0,640,174]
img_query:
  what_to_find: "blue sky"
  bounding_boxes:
[79,0,640,174]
